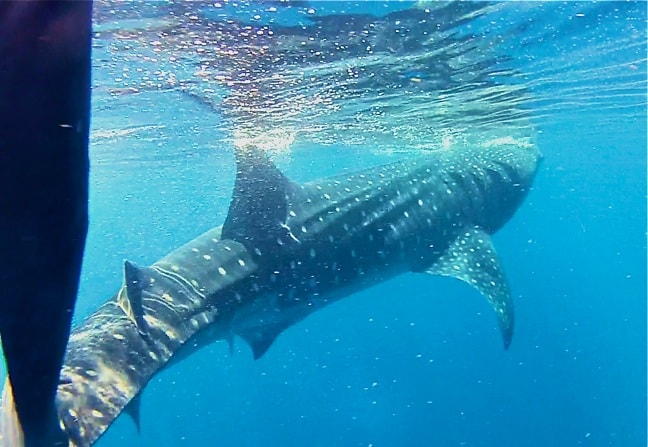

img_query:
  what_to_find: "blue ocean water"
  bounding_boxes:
[4,1,646,446]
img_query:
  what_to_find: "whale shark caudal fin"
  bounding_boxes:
[422,227,514,349]
[221,146,298,254]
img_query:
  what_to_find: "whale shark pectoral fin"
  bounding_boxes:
[120,260,151,336]
[423,227,514,349]
[124,393,142,434]
[221,146,296,252]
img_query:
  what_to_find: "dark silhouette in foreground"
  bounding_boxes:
[0,1,92,445]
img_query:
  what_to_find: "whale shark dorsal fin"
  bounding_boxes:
[423,227,514,349]
[221,146,295,252]
[124,393,142,434]
[120,260,151,336]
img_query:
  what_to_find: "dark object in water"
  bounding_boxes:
[0,1,92,446]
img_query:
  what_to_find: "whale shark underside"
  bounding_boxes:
[2,140,540,446]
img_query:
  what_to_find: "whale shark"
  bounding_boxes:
[1,140,540,446]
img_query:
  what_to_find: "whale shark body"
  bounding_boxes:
[1,141,540,446]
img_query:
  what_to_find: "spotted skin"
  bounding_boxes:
[1,142,540,446]
[54,229,258,446]
[224,142,540,353]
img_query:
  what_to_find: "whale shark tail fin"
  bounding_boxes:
[423,227,515,349]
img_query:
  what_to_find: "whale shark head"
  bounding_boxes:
[466,140,541,234]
